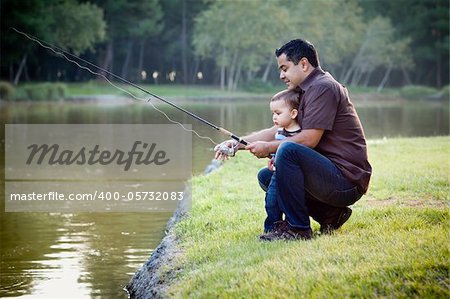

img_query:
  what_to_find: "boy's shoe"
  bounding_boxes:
[320,207,352,234]
[260,220,312,241]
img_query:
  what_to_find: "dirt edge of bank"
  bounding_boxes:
[126,190,189,298]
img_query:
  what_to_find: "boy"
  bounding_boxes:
[261,89,301,233]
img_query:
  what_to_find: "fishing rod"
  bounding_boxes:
[12,28,247,155]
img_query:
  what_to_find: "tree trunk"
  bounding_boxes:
[100,41,114,79]
[343,36,370,84]
[337,60,350,82]
[227,52,238,91]
[220,48,226,90]
[121,39,134,80]
[401,65,412,85]
[245,70,254,84]
[362,71,372,87]
[9,63,13,82]
[24,60,30,81]
[137,38,146,79]
[192,58,199,84]
[355,69,365,85]
[436,44,441,88]
[220,65,225,90]
[377,64,393,92]
[13,54,27,85]
[342,63,356,84]
[181,0,188,84]
[232,62,242,91]
[350,67,362,86]
[262,57,274,82]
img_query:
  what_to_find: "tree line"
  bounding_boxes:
[1,0,448,90]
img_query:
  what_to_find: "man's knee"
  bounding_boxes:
[275,141,309,165]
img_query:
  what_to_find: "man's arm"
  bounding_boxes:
[241,126,278,144]
[289,128,324,148]
[245,128,324,158]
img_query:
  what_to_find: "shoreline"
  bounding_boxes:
[126,161,221,299]
[1,90,438,107]
[126,188,189,299]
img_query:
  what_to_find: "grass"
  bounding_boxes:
[162,136,449,298]
[367,137,449,202]
[34,81,423,98]
[11,82,448,104]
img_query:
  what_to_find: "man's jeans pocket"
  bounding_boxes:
[327,186,363,207]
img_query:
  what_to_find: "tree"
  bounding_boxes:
[1,0,106,84]
[192,0,369,89]
[285,0,365,78]
[2,0,446,88]
[46,1,106,55]
[146,0,209,85]
[341,17,413,89]
[193,0,289,90]
[94,0,163,80]
[358,0,449,87]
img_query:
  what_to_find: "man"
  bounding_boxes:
[215,39,372,241]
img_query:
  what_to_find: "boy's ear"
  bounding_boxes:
[291,109,298,119]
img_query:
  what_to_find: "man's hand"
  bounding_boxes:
[245,141,273,158]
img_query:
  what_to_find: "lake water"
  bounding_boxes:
[1,97,448,298]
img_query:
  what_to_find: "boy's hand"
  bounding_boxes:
[214,140,238,161]
[268,158,275,171]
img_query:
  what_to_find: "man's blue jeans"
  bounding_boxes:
[257,141,362,230]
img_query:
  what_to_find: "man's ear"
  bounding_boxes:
[291,109,298,119]
[300,58,309,72]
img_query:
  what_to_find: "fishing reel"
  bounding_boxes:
[216,142,238,157]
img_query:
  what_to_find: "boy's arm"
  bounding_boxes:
[214,126,278,160]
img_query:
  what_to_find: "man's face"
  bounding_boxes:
[277,54,305,90]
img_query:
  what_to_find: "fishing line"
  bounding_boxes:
[12,28,217,144]
[12,28,248,147]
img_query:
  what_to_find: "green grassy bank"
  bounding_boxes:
[2,81,448,102]
[163,137,449,298]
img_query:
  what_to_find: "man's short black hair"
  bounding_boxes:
[275,39,320,68]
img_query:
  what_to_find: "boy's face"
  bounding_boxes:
[277,53,307,90]
[270,100,297,128]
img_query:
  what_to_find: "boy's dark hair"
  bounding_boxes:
[271,89,301,111]
[275,39,320,68]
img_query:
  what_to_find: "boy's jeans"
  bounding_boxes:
[258,141,362,230]
[257,170,281,232]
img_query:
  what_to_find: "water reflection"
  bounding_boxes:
[3,100,446,173]
[0,207,171,298]
[0,98,448,298]
[19,214,92,298]
[358,103,449,138]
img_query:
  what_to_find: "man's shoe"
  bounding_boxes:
[320,207,352,234]
[260,220,312,241]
